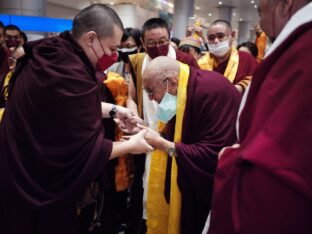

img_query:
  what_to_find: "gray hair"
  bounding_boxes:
[72,4,123,39]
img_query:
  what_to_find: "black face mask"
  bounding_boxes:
[117,47,138,63]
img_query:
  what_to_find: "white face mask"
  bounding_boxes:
[208,37,231,57]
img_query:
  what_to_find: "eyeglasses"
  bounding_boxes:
[145,38,169,48]
[143,78,168,96]
[207,33,229,43]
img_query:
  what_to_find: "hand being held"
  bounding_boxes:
[127,129,154,154]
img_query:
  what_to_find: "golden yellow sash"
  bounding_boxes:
[129,53,145,118]
[198,47,239,83]
[0,70,14,122]
[147,63,190,234]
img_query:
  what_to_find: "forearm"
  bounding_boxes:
[152,136,175,153]
[126,98,139,117]
[101,102,115,118]
[110,141,132,160]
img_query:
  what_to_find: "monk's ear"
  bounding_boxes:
[84,31,97,47]
[231,31,236,39]
[280,0,294,16]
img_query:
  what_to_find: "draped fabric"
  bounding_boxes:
[208,20,312,234]
[198,47,258,91]
[0,31,113,234]
[104,71,133,191]
[146,63,189,234]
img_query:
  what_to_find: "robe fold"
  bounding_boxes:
[208,15,312,234]
[0,31,113,234]
[169,67,241,233]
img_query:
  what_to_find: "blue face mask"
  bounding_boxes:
[156,81,177,123]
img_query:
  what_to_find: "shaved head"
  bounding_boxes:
[143,56,180,85]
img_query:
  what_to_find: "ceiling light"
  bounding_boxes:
[218,1,223,5]
[208,13,212,16]
[239,18,243,21]
[254,5,258,8]
[195,6,200,10]
[233,12,236,16]
[251,0,255,4]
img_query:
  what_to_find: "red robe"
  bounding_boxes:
[0,31,112,234]
[213,50,258,85]
[208,21,312,234]
[166,67,240,233]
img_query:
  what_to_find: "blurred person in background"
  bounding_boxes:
[237,41,259,59]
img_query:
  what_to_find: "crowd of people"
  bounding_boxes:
[0,0,311,234]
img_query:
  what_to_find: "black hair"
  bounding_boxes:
[72,4,124,39]
[141,18,170,40]
[171,37,180,47]
[0,21,4,29]
[179,44,201,54]
[122,27,142,47]
[21,31,28,43]
[237,41,258,58]
[4,24,21,34]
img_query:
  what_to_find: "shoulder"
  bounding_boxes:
[190,67,238,95]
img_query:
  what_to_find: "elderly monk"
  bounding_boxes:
[198,20,258,94]
[138,56,240,234]
[0,4,152,234]
[208,0,312,233]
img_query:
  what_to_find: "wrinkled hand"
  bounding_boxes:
[115,106,146,134]
[137,124,163,150]
[127,129,154,154]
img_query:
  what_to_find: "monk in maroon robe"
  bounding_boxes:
[0,5,152,234]
[208,1,312,233]
[140,56,241,233]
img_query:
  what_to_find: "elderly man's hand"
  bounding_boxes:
[115,107,146,134]
[136,124,165,150]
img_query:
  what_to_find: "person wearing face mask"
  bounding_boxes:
[4,24,22,51]
[198,20,258,94]
[134,56,240,233]
[123,18,200,233]
[0,4,153,234]
[206,1,312,234]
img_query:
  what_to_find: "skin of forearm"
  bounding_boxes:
[110,141,132,160]
[126,99,139,117]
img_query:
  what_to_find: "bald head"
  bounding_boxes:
[209,20,232,32]
[72,4,123,40]
[143,56,180,84]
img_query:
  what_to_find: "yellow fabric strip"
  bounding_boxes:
[198,47,239,83]
[129,53,145,118]
[147,63,190,234]
[2,70,13,101]
[0,108,4,122]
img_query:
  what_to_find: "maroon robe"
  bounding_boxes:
[208,22,312,234]
[166,67,241,233]
[0,31,112,234]
[214,50,258,85]
[176,49,200,69]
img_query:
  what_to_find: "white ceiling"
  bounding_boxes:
[48,0,260,30]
